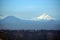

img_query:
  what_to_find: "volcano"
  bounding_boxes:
[31,13,55,21]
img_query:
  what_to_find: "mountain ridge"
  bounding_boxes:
[0,16,60,30]
[30,13,55,21]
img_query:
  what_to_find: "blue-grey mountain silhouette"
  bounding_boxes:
[0,16,60,30]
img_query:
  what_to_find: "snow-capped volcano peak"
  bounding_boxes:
[31,13,55,21]
[37,13,54,20]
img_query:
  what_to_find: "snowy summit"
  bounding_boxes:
[31,13,55,21]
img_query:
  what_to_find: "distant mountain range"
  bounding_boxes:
[0,15,60,30]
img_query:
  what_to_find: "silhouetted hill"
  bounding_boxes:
[0,16,60,30]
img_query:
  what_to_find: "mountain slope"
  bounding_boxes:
[31,13,55,21]
[0,16,60,30]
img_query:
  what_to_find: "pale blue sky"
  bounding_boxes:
[0,0,60,20]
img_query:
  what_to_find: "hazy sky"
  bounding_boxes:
[0,0,60,20]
